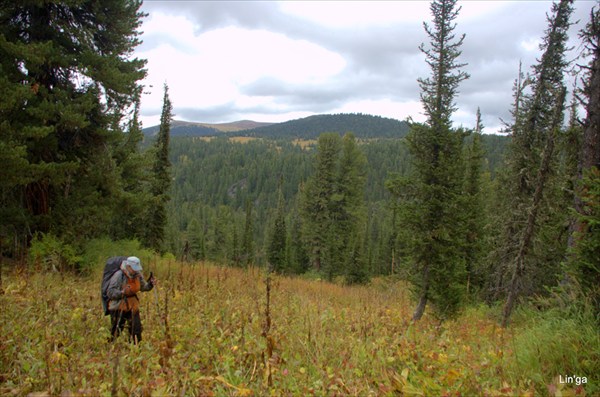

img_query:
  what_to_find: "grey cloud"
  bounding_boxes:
[140,1,597,132]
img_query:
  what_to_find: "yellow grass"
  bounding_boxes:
[292,139,317,149]
[0,261,592,396]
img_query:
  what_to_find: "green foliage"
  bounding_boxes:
[491,0,574,310]
[28,233,81,272]
[79,237,155,275]
[267,179,288,273]
[570,167,600,318]
[301,133,368,281]
[110,100,154,243]
[462,112,490,296]
[390,0,470,321]
[509,305,600,395]
[144,83,173,253]
[240,113,410,139]
[241,199,255,266]
[163,134,507,273]
[418,0,469,130]
[0,0,147,252]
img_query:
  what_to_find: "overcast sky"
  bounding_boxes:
[135,1,596,134]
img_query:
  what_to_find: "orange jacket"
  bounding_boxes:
[106,270,153,312]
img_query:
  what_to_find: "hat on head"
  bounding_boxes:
[126,256,142,272]
[121,256,142,277]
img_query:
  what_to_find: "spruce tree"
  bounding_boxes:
[111,97,153,241]
[267,176,288,273]
[569,4,600,319]
[335,133,368,283]
[241,198,255,267]
[389,0,469,320]
[464,108,487,295]
[288,203,310,274]
[300,133,367,280]
[493,0,573,325]
[0,0,146,252]
[187,218,203,261]
[301,133,342,275]
[145,83,173,252]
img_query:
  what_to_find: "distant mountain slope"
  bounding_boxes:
[143,120,220,137]
[143,113,410,139]
[143,120,276,137]
[238,113,410,139]
[207,120,275,132]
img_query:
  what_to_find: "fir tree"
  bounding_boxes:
[242,198,255,267]
[111,97,153,241]
[494,0,574,325]
[389,0,469,321]
[335,133,368,283]
[267,176,287,273]
[301,133,342,275]
[0,0,146,252]
[464,108,487,295]
[569,3,600,320]
[288,203,310,274]
[301,133,367,280]
[145,83,173,252]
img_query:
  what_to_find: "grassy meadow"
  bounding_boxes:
[0,259,597,396]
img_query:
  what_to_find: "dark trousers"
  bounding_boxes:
[109,310,143,344]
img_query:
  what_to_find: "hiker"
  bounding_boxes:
[105,256,155,344]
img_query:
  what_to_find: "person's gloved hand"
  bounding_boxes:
[148,272,157,287]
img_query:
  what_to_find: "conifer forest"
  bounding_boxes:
[0,0,599,395]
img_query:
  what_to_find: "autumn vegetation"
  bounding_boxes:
[1,254,597,396]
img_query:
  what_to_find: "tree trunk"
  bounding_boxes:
[412,286,429,321]
[413,263,430,321]
[502,88,565,327]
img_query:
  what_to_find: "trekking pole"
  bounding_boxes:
[113,299,125,341]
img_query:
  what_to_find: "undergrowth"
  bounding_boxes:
[0,259,596,396]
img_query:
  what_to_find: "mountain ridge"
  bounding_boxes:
[142,113,410,139]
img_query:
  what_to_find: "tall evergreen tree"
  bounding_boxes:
[335,133,368,283]
[187,218,203,261]
[241,198,255,267]
[111,97,152,241]
[288,202,310,274]
[578,4,600,174]
[144,83,173,252]
[301,133,342,275]
[267,176,288,273]
[464,108,487,295]
[389,0,469,321]
[300,133,367,280]
[569,3,600,319]
[493,0,574,325]
[0,0,146,252]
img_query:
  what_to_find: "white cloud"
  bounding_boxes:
[136,1,597,133]
[138,13,346,125]
[280,1,431,27]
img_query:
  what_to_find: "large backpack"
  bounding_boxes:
[101,256,127,315]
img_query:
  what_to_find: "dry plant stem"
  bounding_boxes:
[110,350,119,397]
[262,266,273,387]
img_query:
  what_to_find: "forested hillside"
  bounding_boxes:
[238,113,410,139]
[163,134,508,271]
[142,113,410,139]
